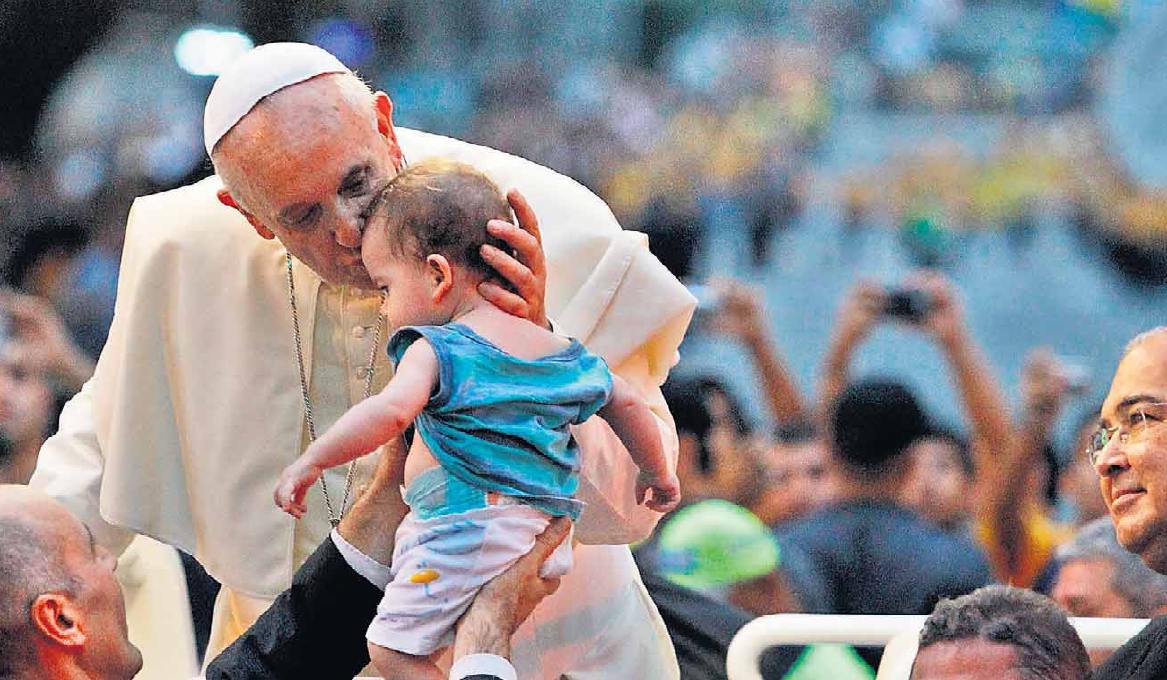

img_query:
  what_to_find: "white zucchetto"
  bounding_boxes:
[203,42,350,157]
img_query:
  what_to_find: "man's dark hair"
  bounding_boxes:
[0,432,12,469]
[662,375,715,473]
[916,585,1090,680]
[772,420,818,446]
[831,379,928,473]
[0,514,77,674]
[372,158,513,280]
[4,220,89,289]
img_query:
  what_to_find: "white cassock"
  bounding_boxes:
[31,128,696,678]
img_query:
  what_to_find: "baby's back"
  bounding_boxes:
[456,306,570,361]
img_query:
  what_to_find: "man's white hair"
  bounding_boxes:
[1124,326,1167,358]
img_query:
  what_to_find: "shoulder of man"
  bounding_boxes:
[1093,616,1167,680]
[121,175,281,274]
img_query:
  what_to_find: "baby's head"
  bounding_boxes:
[361,158,513,327]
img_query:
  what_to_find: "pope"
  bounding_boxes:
[31,42,695,678]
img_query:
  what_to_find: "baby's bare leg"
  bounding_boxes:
[368,641,444,680]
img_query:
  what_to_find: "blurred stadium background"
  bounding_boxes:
[1,0,1164,450]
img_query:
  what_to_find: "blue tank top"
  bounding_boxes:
[387,323,613,519]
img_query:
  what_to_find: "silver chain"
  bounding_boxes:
[286,252,386,528]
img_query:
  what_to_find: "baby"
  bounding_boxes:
[274,158,680,680]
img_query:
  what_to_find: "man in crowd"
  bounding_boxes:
[911,586,1090,680]
[777,379,991,667]
[0,338,53,484]
[1089,327,1167,678]
[1051,517,1167,666]
[0,443,567,679]
[750,421,835,527]
[31,42,694,677]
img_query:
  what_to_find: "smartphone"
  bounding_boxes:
[883,288,932,323]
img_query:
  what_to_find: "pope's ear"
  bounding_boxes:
[218,188,275,240]
[373,92,404,169]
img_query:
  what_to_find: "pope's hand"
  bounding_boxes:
[477,189,549,328]
[636,469,682,514]
[274,460,322,519]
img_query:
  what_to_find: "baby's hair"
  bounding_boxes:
[371,158,514,281]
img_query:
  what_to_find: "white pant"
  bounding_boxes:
[206,543,679,679]
[367,503,573,655]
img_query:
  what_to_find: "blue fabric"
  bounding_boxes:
[405,466,493,521]
[388,323,613,520]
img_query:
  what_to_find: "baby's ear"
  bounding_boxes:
[426,254,454,302]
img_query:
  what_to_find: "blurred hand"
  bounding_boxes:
[834,280,884,347]
[0,291,92,388]
[709,278,766,342]
[905,271,966,347]
[1021,347,1070,420]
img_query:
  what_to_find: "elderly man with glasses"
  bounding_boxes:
[1085,327,1167,679]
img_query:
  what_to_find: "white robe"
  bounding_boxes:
[32,128,695,678]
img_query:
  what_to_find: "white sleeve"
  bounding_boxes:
[449,654,517,680]
[30,378,135,555]
[329,528,393,590]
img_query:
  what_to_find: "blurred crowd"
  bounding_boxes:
[638,273,1167,676]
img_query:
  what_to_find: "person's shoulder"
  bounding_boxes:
[1094,616,1167,680]
[126,175,258,250]
[122,175,282,276]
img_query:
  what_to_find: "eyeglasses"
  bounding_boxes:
[1086,401,1167,466]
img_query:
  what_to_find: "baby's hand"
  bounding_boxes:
[636,469,681,514]
[274,460,322,519]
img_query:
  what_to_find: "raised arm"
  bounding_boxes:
[817,281,884,427]
[274,340,437,517]
[598,374,681,513]
[712,280,806,425]
[910,272,1021,581]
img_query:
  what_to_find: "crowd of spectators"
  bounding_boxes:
[635,271,1167,677]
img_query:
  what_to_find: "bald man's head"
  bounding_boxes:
[0,486,140,678]
[0,488,79,674]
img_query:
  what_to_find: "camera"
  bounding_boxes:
[882,288,933,323]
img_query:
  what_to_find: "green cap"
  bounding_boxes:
[656,499,780,589]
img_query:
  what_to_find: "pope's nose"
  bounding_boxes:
[334,220,363,248]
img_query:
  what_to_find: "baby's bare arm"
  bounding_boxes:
[302,341,438,471]
[598,375,671,481]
